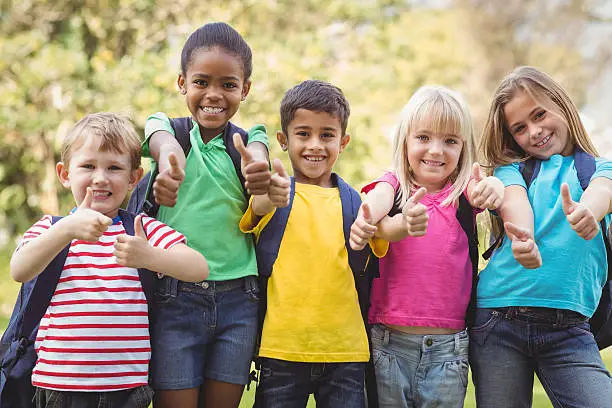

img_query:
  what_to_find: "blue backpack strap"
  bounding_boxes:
[20,216,70,340]
[574,147,596,190]
[223,122,251,199]
[255,178,296,278]
[118,209,155,303]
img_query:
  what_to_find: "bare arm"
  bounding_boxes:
[580,177,612,221]
[149,130,186,172]
[140,243,208,282]
[149,131,186,207]
[349,183,395,250]
[375,214,410,242]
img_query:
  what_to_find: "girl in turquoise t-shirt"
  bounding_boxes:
[142,22,288,408]
[472,66,612,407]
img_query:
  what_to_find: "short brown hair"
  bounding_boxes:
[61,113,142,170]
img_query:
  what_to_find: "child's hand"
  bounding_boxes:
[234,133,271,196]
[350,202,377,250]
[69,187,113,242]
[402,187,428,237]
[153,152,185,207]
[114,214,150,268]
[268,159,291,208]
[470,163,504,210]
[561,183,600,240]
[504,222,542,269]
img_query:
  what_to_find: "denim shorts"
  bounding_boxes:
[149,275,260,389]
[370,324,469,408]
[34,385,153,408]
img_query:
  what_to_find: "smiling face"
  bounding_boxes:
[277,109,350,187]
[177,47,250,142]
[504,89,572,159]
[406,126,464,192]
[57,134,142,218]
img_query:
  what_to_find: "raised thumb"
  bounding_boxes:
[504,221,529,242]
[134,214,146,239]
[233,133,252,163]
[560,183,574,215]
[472,162,483,182]
[80,187,94,209]
[361,202,373,224]
[272,158,288,179]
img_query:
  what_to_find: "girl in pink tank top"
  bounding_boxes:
[349,86,504,408]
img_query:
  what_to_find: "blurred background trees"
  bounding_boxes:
[1,0,611,242]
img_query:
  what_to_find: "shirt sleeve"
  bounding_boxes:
[142,112,175,158]
[361,171,399,194]
[239,198,275,241]
[18,215,53,249]
[247,124,269,149]
[369,237,389,258]
[593,157,612,182]
[493,162,526,189]
[140,215,186,249]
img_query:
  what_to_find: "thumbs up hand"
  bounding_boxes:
[267,159,291,208]
[234,133,271,196]
[469,163,504,210]
[561,183,599,240]
[504,221,542,269]
[153,152,185,207]
[402,187,429,237]
[70,187,113,242]
[114,214,151,268]
[350,202,378,250]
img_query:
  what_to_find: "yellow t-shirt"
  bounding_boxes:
[240,183,370,363]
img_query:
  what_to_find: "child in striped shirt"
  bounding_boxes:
[10,112,209,408]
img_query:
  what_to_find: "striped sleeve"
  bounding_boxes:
[140,216,185,249]
[19,215,53,247]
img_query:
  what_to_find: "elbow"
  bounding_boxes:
[10,260,29,283]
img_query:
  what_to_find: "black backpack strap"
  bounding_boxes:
[140,117,193,217]
[223,122,251,199]
[456,195,479,326]
[20,216,69,339]
[118,209,155,302]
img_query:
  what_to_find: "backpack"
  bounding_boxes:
[483,148,612,349]
[126,118,249,217]
[387,189,480,326]
[0,210,154,408]
[253,174,380,407]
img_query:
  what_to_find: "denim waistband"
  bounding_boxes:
[158,275,258,296]
[493,306,588,326]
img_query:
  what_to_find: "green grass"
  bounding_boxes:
[2,245,611,408]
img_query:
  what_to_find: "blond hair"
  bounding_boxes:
[480,66,598,169]
[61,112,142,170]
[392,85,475,207]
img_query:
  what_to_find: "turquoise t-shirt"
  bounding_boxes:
[142,112,269,281]
[478,153,612,317]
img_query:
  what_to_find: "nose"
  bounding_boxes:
[428,139,444,155]
[92,169,108,184]
[205,84,223,101]
[528,123,542,139]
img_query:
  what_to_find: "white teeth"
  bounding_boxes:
[93,191,111,198]
[423,160,443,166]
[202,107,223,114]
[535,135,551,147]
[305,156,324,162]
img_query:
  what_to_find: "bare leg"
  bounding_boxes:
[201,379,245,408]
[154,388,200,408]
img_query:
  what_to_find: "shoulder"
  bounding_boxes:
[593,156,612,181]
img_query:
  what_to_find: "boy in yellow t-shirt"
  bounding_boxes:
[240,80,372,407]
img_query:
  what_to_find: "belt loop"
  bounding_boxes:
[454,332,460,355]
[383,327,390,346]
[556,309,563,326]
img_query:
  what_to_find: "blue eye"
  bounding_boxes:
[416,134,429,141]
[534,110,546,120]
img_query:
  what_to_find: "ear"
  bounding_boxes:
[339,133,351,153]
[56,162,71,188]
[241,80,252,101]
[128,167,144,191]
[276,131,288,151]
[177,74,186,95]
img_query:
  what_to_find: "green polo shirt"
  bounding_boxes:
[143,112,268,281]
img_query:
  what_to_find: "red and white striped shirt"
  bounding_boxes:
[20,214,185,392]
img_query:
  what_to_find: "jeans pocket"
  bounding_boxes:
[243,277,261,303]
[469,309,501,346]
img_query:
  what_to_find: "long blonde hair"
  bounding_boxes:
[392,85,475,207]
[480,66,598,169]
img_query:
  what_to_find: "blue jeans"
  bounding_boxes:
[150,276,260,388]
[470,307,612,407]
[34,386,153,408]
[253,358,366,408]
[370,324,469,408]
